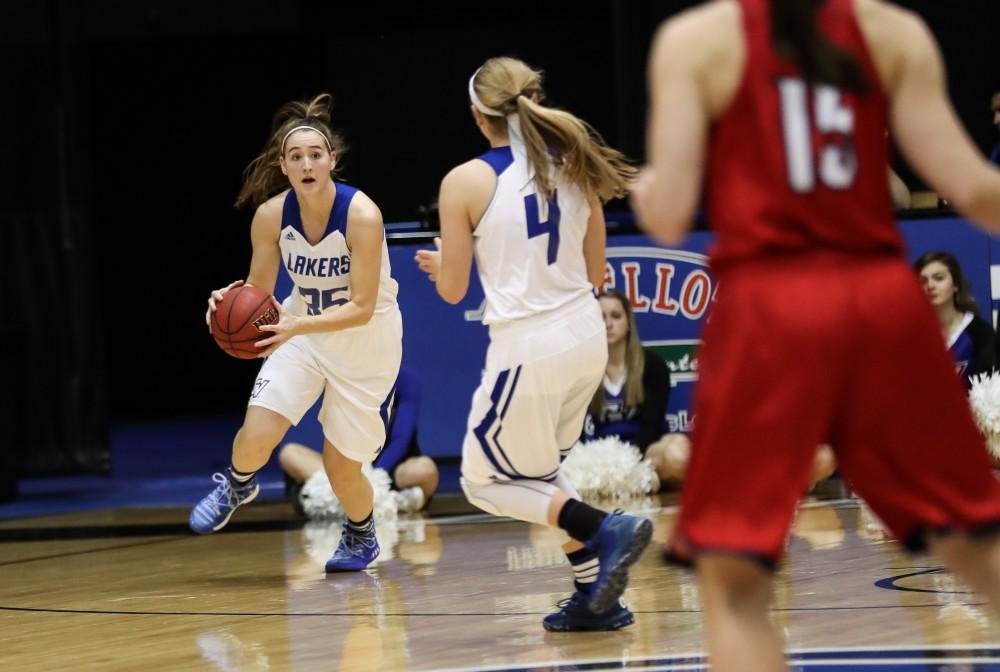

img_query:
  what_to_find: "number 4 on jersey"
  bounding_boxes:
[778,78,857,193]
[524,190,561,264]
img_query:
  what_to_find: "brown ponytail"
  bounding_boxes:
[235,93,348,209]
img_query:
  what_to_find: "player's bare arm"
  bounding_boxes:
[582,193,607,289]
[245,196,283,294]
[857,0,1000,230]
[416,160,490,304]
[632,1,740,245]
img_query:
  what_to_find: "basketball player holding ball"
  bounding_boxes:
[192,93,402,575]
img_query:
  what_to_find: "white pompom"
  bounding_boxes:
[561,436,659,500]
[969,371,1000,460]
[299,464,399,524]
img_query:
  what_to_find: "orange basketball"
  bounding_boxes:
[211,285,279,359]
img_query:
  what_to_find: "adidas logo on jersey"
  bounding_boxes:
[285,231,296,241]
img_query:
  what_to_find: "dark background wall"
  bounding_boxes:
[4,1,999,474]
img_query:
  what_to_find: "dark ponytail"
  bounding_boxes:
[770,0,868,93]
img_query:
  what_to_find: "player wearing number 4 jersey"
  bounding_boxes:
[416,57,649,632]
[190,94,401,576]
[631,0,1000,670]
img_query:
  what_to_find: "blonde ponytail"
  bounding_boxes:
[471,57,636,203]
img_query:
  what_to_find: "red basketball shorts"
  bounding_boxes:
[668,254,1000,567]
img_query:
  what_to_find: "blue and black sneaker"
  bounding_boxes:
[189,472,260,535]
[325,523,381,572]
[543,591,634,632]
[586,512,653,614]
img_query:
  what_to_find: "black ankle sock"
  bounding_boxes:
[566,547,598,565]
[557,499,608,543]
[228,465,256,486]
[347,511,375,534]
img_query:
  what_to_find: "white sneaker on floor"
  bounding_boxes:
[393,486,425,513]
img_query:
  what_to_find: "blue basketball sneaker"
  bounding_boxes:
[543,590,634,632]
[586,512,653,614]
[189,472,260,535]
[325,523,380,572]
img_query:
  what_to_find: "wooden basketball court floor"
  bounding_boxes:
[3,494,1000,671]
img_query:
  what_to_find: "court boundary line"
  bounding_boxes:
[433,644,1000,672]
[0,598,990,618]
[0,536,187,567]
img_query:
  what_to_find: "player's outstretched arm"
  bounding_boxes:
[416,162,481,304]
[883,8,1000,231]
[632,12,712,246]
[583,193,607,289]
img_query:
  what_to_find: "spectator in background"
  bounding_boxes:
[584,290,678,484]
[280,367,438,513]
[915,251,997,386]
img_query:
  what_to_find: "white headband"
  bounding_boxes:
[280,125,332,154]
[468,68,503,117]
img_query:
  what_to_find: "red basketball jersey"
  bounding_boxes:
[706,0,902,268]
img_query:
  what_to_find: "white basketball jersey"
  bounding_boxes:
[472,146,593,325]
[279,183,398,317]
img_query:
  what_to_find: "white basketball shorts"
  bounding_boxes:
[462,294,607,485]
[249,306,403,463]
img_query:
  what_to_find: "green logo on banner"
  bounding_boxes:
[646,340,699,383]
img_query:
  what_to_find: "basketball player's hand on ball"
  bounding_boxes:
[206,279,245,333]
[414,237,442,282]
[254,297,300,358]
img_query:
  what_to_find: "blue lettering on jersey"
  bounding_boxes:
[284,253,352,277]
[299,285,350,315]
[524,190,561,264]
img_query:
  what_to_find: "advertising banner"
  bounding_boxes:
[281,217,993,459]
